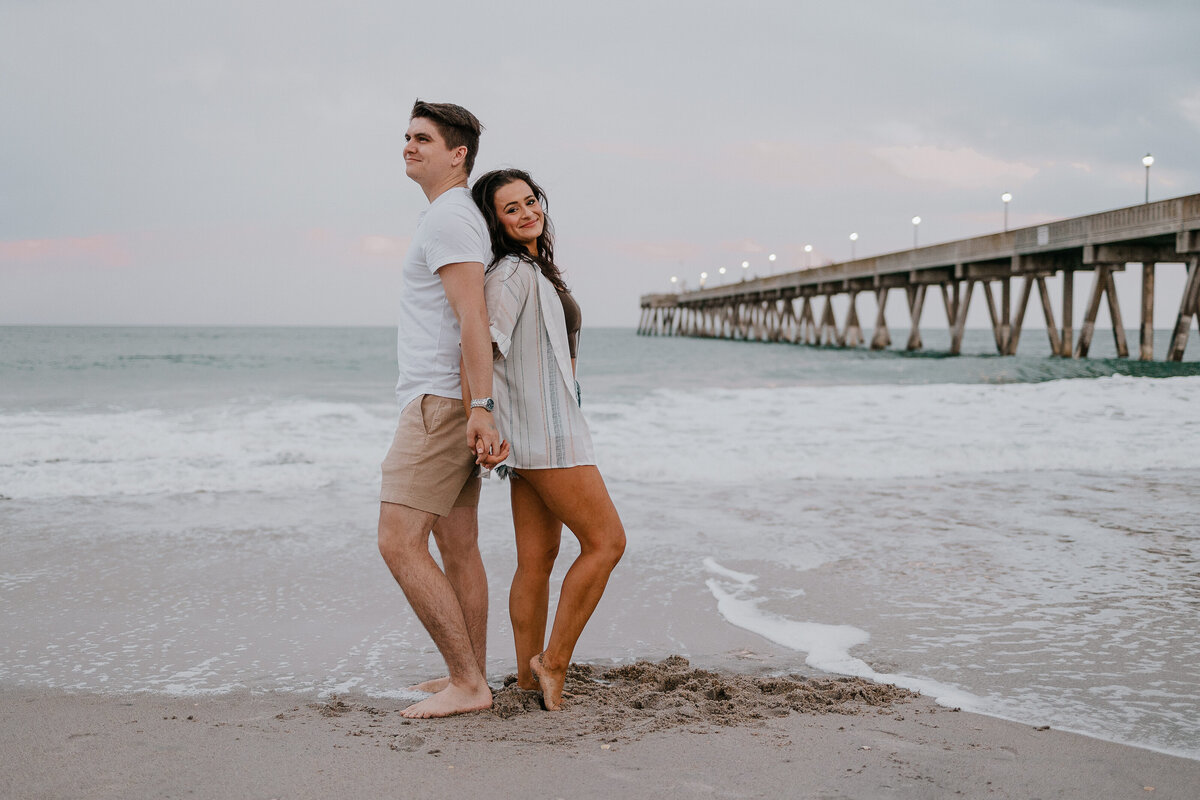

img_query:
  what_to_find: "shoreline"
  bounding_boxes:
[4,659,1197,800]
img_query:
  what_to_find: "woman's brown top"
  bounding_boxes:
[557,289,581,359]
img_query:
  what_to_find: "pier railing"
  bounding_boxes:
[638,194,1200,361]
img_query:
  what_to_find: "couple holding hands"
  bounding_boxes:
[376,100,625,718]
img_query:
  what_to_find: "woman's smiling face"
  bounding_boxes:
[492,180,544,255]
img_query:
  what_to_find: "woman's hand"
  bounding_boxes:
[473,430,510,468]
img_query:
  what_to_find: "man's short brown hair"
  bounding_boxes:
[410,99,484,176]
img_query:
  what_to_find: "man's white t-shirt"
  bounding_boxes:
[394,186,492,412]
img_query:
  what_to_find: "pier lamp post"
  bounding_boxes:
[911,216,921,248]
[768,253,777,274]
[1143,153,1154,204]
[699,271,708,288]
[741,260,749,280]
[718,266,727,284]
[1002,192,1012,231]
[804,244,813,268]
[849,232,858,260]
[670,275,678,292]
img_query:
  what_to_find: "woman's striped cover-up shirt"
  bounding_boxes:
[484,255,595,474]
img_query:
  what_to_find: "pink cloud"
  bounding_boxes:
[0,235,133,268]
[734,140,883,188]
[591,238,708,263]
[715,238,769,255]
[578,141,679,161]
[358,235,410,258]
[871,145,1039,187]
[0,227,416,276]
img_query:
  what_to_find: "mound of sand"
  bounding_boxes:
[414,655,916,745]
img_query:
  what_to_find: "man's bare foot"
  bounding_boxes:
[407,676,450,693]
[530,652,566,711]
[399,682,492,719]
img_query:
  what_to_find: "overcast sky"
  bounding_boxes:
[2,0,1198,328]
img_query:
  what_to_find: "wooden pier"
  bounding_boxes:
[638,193,1200,361]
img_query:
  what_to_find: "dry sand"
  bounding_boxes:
[3,657,1196,799]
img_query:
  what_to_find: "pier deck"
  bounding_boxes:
[638,193,1200,361]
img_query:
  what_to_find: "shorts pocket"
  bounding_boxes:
[418,394,438,437]
[422,394,458,437]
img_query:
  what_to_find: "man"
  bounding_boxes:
[377,99,504,719]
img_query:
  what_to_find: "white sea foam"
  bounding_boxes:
[592,375,1200,483]
[700,556,756,584]
[705,558,992,712]
[3,376,1197,499]
[4,376,1195,501]
[0,400,396,499]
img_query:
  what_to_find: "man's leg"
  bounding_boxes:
[408,505,489,692]
[377,500,492,718]
[434,505,489,677]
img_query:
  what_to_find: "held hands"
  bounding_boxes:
[466,409,509,468]
[474,435,510,468]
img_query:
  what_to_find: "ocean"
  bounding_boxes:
[1,325,1198,760]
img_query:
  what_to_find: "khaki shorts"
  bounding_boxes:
[380,394,481,516]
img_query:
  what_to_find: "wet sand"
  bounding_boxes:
[3,657,1196,799]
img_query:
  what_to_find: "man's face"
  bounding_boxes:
[403,117,463,186]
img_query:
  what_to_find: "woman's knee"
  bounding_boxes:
[608,527,627,565]
[587,524,625,567]
[515,546,559,579]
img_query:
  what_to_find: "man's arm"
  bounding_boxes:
[459,355,472,420]
[440,261,503,463]
[459,355,509,467]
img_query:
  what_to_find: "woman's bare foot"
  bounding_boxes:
[530,652,566,711]
[407,676,450,693]
[399,681,492,719]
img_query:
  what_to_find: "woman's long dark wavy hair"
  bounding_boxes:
[471,168,568,293]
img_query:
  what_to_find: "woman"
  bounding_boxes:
[467,168,625,710]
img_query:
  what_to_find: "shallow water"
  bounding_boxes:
[1,326,1197,760]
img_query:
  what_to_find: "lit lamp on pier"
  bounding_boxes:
[741,260,749,280]
[768,253,777,274]
[699,271,708,288]
[670,275,678,292]
[804,244,813,268]
[1002,192,1012,232]
[1142,153,1154,204]
[849,232,858,260]
[911,216,921,248]
[718,266,727,284]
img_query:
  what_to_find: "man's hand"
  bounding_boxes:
[467,409,508,467]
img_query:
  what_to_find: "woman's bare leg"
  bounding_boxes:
[509,476,562,689]
[516,465,625,709]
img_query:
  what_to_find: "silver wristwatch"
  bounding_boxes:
[470,397,495,412]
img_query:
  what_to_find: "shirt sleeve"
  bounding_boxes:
[423,200,489,273]
[485,260,530,360]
